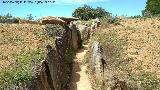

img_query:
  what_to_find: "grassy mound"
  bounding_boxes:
[88,18,160,89]
[0,24,64,89]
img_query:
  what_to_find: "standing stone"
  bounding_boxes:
[90,41,103,78]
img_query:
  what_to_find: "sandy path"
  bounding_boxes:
[70,45,92,90]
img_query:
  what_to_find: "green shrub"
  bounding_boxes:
[0,17,19,23]
[72,5,111,20]
[45,24,65,37]
[0,48,45,89]
[64,48,75,64]
[140,72,159,90]
[62,48,75,89]
[108,17,121,25]
[100,16,121,28]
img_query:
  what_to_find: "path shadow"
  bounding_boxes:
[70,61,81,90]
[76,45,88,54]
[69,45,88,90]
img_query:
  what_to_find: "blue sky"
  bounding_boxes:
[0,0,147,19]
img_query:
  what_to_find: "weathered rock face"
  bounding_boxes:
[70,24,79,50]
[40,16,67,25]
[4,25,82,90]
[69,22,82,50]
[58,17,79,24]
[90,42,103,78]
[90,18,101,36]
[89,42,137,90]
[77,24,91,42]
[38,25,82,90]
[43,25,82,90]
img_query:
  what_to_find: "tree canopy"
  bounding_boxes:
[26,14,34,20]
[143,0,160,16]
[72,5,110,20]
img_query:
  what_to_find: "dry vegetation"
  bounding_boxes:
[90,17,160,89]
[1,16,160,89]
[0,23,56,88]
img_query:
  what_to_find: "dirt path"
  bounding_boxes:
[70,44,92,90]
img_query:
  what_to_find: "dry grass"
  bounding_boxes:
[0,23,55,88]
[95,18,160,89]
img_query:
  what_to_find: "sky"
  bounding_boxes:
[0,0,147,19]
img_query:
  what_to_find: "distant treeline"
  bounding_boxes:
[0,13,39,24]
[0,13,19,23]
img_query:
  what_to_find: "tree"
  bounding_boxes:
[5,13,12,18]
[26,14,34,20]
[72,5,94,20]
[72,5,110,20]
[95,7,110,18]
[143,0,160,16]
[142,10,152,17]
